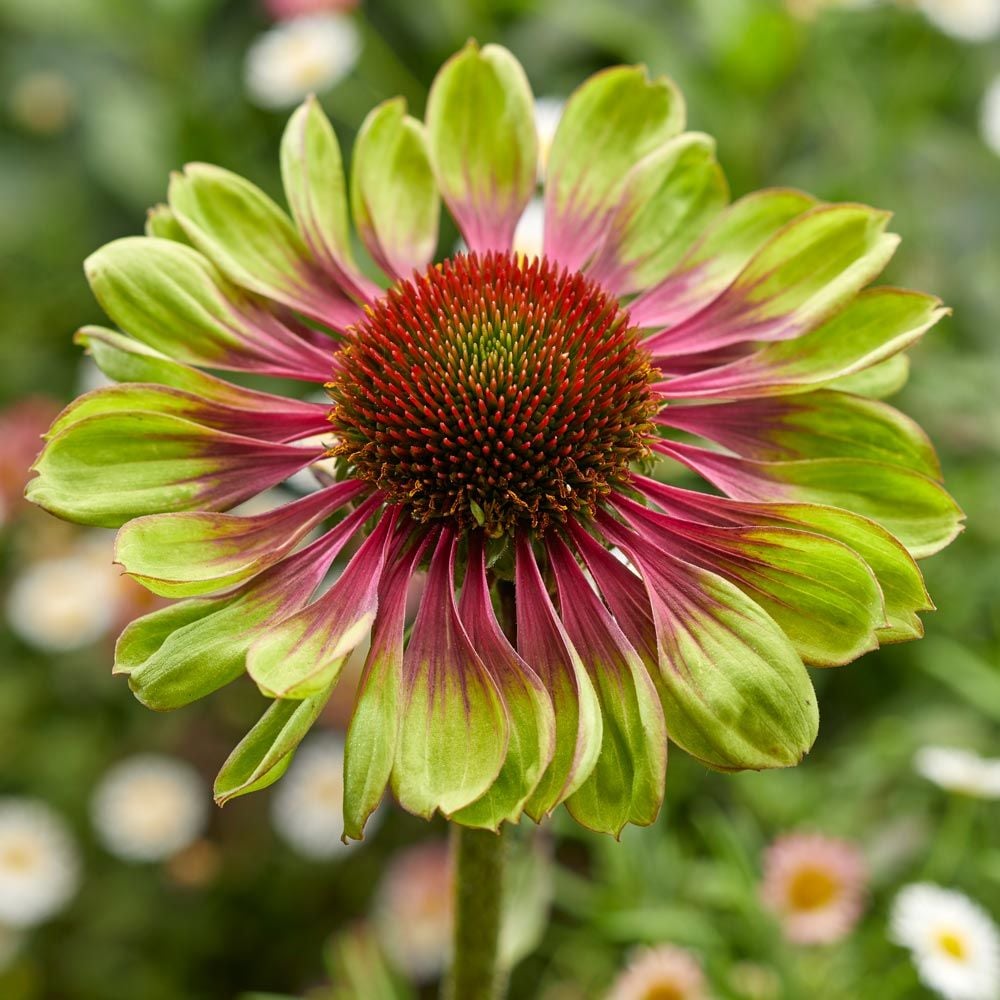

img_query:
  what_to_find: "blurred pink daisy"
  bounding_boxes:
[264,0,358,19]
[760,833,867,944]
[607,944,710,1000]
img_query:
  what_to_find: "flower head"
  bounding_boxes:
[27,43,960,839]
[373,841,452,983]
[891,884,1000,1000]
[244,14,360,109]
[91,754,208,862]
[0,799,79,928]
[607,944,710,1000]
[915,746,1000,799]
[760,832,867,944]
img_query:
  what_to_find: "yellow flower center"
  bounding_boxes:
[0,838,40,873]
[642,985,685,1000]
[787,865,839,911]
[936,929,969,962]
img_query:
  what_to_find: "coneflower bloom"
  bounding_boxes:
[27,43,961,838]
[760,833,867,944]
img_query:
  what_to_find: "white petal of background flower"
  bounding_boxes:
[980,75,1000,156]
[91,755,208,863]
[891,883,1000,1000]
[916,0,1000,41]
[915,746,1000,799]
[533,97,565,181]
[0,799,79,928]
[244,14,361,110]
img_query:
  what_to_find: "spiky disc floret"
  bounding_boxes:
[328,251,656,536]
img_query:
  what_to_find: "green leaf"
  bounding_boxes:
[214,685,334,805]
[587,132,728,295]
[350,98,439,279]
[425,42,536,252]
[545,63,685,270]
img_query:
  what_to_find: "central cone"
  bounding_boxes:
[328,251,656,536]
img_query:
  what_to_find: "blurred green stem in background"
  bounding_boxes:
[445,824,506,1000]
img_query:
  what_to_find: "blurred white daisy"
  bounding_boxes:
[91,755,208,862]
[915,0,1000,41]
[760,832,867,944]
[915,746,1000,798]
[6,532,121,652]
[891,883,1000,1000]
[607,944,710,1000]
[244,14,361,110]
[373,841,452,983]
[0,799,79,928]
[533,97,564,180]
[271,733,376,859]
[513,198,545,262]
[980,75,1000,157]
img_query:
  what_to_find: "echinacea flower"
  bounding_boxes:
[0,799,79,928]
[27,43,961,840]
[607,944,710,1000]
[91,754,208,862]
[891,883,1000,1000]
[244,14,360,109]
[915,746,1000,799]
[760,833,867,944]
[271,732,380,858]
[373,841,452,983]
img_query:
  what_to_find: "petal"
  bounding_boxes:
[657,288,946,398]
[585,132,728,296]
[591,516,818,772]
[644,203,899,356]
[391,530,510,820]
[48,382,330,445]
[342,529,434,841]
[633,476,933,645]
[630,189,817,329]
[515,532,602,821]
[827,354,910,399]
[114,507,371,709]
[214,684,335,805]
[658,390,942,481]
[145,203,191,244]
[168,163,364,330]
[115,480,365,598]
[655,440,964,559]
[85,238,334,380]
[351,98,440,281]
[449,533,556,831]
[544,64,685,271]
[281,96,378,302]
[27,411,321,528]
[426,42,537,253]
[547,535,666,834]
[246,507,399,699]
[611,493,885,667]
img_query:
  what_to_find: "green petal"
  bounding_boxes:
[27,410,312,528]
[392,536,509,820]
[544,64,685,271]
[631,188,817,328]
[145,203,191,244]
[281,97,372,298]
[827,353,911,399]
[425,42,537,252]
[587,132,728,295]
[214,684,334,805]
[169,163,360,328]
[350,97,440,280]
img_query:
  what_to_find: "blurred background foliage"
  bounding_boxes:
[0,0,998,998]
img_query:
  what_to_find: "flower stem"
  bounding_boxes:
[444,823,506,1000]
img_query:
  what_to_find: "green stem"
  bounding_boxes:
[444,824,506,1000]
